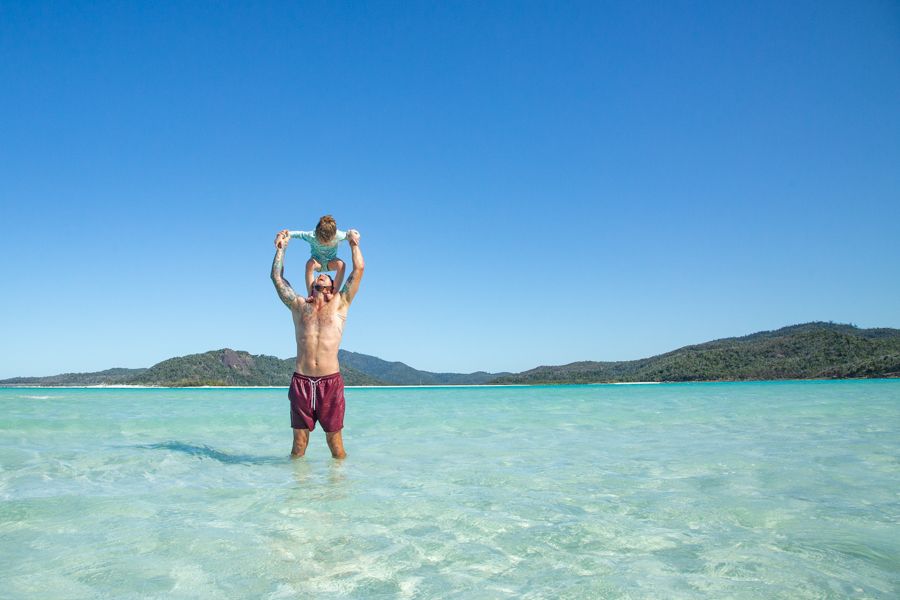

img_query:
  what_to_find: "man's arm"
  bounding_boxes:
[340,230,365,306]
[271,230,300,309]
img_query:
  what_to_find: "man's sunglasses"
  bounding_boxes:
[314,284,334,292]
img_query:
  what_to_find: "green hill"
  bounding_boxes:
[0,367,148,386]
[338,350,508,385]
[491,322,900,384]
[129,349,288,386]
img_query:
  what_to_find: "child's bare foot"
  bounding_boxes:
[305,295,314,303]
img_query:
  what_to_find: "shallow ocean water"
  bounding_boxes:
[1,381,898,599]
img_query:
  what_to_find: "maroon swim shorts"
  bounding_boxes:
[288,372,345,432]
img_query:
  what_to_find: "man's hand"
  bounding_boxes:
[347,229,360,245]
[275,229,290,249]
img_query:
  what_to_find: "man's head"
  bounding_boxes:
[315,215,337,243]
[311,273,335,297]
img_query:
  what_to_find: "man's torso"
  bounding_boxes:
[292,297,346,376]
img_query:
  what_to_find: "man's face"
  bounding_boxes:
[312,274,334,296]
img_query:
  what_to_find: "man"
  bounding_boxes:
[271,228,364,459]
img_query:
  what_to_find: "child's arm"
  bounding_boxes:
[289,230,315,242]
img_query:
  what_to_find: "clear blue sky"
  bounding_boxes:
[2,1,898,379]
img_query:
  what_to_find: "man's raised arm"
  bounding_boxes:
[340,230,365,305]
[271,229,300,309]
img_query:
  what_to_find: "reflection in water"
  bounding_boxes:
[288,456,351,501]
[291,457,313,486]
[328,458,347,487]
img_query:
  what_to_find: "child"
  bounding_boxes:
[289,215,358,298]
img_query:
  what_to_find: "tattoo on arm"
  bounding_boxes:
[341,243,363,302]
[271,249,298,308]
[341,273,355,295]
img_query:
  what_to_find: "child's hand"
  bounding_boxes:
[275,230,290,249]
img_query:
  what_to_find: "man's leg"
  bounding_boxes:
[291,428,310,457]
[325,430,346,459]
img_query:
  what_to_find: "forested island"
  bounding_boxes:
[3,322,898,387]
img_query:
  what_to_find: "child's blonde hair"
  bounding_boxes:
[315,215,337,243]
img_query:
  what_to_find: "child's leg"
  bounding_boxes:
[305,258,321,296]
[329,259,346,292]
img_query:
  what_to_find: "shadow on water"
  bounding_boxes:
[139,441,285,465]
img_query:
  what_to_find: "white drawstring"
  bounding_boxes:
[307,377,322,412]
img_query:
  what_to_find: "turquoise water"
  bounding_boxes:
[1,381,898,599]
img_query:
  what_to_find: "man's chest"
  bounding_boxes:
[297,305,345,330]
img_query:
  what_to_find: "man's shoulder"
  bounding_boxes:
[330,292,351,311]
[289,298,313,313]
